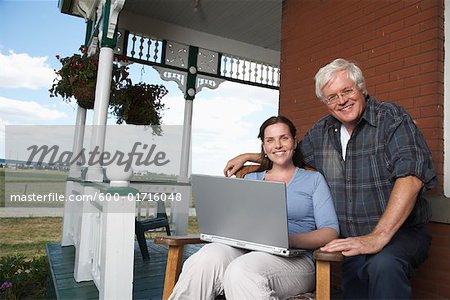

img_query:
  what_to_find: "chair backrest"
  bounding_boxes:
[136,197,168,220]
[235,164,261,178]
[235,164,316,179]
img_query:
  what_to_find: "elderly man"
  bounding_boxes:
[224,58,436,299]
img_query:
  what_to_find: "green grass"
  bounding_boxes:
[1,168,67,208]
[0,217,62,258]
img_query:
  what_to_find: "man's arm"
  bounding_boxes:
[223,153,261,177]
[320,175,423,256]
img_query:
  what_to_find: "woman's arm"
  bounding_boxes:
[223,153,262,176]
[290,172,339,249]
[289,227,339,249]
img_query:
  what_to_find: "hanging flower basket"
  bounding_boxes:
[110,81,167,126]
[49,46,127,109]
[71,82,96,109]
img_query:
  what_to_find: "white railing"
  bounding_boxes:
[61,176,136,299]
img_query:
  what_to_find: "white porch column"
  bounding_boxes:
[178,99,193,181]
[62,106,87,246]
[171,99,193,235]
[86,47,114,182]
[70,107,87,178]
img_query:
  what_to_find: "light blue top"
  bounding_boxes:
[245,167,339,236]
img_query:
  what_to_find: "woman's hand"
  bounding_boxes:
[223,153,260,177]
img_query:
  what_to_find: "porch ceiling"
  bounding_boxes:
[122,0,282,52]
[60,0,282,52]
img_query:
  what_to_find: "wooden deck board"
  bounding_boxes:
[47,240,205,300]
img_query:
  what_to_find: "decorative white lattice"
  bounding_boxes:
[165,41,189,68]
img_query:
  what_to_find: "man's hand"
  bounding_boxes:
[223,153,259,177]
[320,232,390,256]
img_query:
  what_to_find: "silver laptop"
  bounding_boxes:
[191,174,305,257]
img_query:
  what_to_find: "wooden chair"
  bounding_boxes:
[155,165,343,300]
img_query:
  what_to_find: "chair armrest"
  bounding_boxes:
[154,235,204,300]
[154,235,203,246]
[313,250,343,300]
[235,164,261,178]
[313,249,344,262]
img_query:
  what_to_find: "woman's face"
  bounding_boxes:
[262,122,296,167]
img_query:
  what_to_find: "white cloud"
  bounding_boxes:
[0,96,68,122]
[159,82,279,175]
[0,50,55,89]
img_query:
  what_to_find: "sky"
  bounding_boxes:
[0,0,279,176]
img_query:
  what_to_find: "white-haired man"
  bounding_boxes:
[224,58,436,299]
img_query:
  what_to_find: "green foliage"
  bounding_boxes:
[110,81,167,128]
[49,46,128,109]
[0,255,48,299]
[49,46,167,128]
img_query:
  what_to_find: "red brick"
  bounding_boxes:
[419,17,441,31]
[365,14,391,34]
[389,2,422,23]
[374,79,404,94]
[364,53,391,69]
[404,50,440,66]
[390,23,421,41]
[362,0,391,16]
[374,1,405,19]
[414,94,440,106]
[368,42,396,58]
[389,45,421,61]
[389,86,421,100]
[420,60,440,73]
[393,36,412,50]
[369,73,391,86]
[396,98,415,109]
[404,72,439,88]
[420,105,443,118]
[374,59,405,74]
[379,19,406,36]
[389,65,421,81]
[363,35,391,51]
[404,7,441,26]
[414,116,442,129]
[418,0,442,11]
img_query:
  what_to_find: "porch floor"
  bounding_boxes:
[46,240,204,299]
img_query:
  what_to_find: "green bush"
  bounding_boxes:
[0,255,48,299]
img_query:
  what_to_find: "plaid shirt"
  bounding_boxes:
[300,95,437,237]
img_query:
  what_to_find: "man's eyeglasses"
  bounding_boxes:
[323,87,357,105]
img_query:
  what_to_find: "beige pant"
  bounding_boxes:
[169,243,315,300]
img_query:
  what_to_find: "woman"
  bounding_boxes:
[169,116,339,300]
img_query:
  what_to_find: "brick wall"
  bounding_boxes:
[280,0,448,298]
[280,0,444,194]
[411,222,450,299]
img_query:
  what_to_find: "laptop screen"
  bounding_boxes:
[192,174,289,249]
